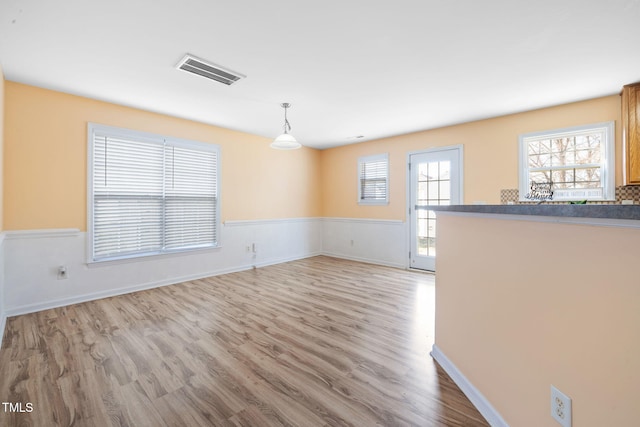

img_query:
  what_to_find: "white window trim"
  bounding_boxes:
[518,122,615,202]
[357,153,389,205]
[87,123,221,264]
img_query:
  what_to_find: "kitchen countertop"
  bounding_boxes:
[427,204,640,221]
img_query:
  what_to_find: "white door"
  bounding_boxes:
[409,147,462,271]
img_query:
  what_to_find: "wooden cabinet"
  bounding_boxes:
[623,82,640,185]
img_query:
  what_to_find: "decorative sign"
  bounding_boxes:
[525,181,554,201]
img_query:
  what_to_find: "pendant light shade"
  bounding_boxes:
[271,103,301,150]
[271,132,300,149]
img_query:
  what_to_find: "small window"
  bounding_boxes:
[358,153,389,205]
[88,124,220,262]
[518,122,615,201]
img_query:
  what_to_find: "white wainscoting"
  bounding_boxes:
[0,216,409,340]
[0,232,6,349]
[321,218,407,268]
[3,218,323,317]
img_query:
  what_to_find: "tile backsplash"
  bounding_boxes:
[500,186,640,205]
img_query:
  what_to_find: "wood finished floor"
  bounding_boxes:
[0,256,489,427]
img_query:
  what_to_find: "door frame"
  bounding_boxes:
[405,145,464,270]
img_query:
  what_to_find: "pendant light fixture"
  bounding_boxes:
[271,103,301,150]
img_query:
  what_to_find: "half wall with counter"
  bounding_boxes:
[431,205,640,427]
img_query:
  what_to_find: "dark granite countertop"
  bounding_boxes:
[428,204,640,221]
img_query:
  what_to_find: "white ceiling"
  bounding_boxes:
[1,0,639,150]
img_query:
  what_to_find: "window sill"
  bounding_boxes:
[87,244,222,268]
[358,201,389,206]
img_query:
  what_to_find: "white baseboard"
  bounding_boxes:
[252,251,323,269]
[5,268,239,318]
[320,251,405,269]
[0,216,409,336]
[5,250,322,318]
[431,344,509,427]
[3,219,324,318]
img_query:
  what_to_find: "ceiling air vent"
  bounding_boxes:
[176,54,246,86]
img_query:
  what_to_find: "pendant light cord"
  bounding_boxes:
[283,104,292,134]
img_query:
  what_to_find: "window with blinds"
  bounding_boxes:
[358,153,389,205]
[88,124,220,262]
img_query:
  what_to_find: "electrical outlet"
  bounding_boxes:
[551,385,572,427]
[57,266,68,280]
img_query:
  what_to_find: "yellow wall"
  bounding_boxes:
[320,95,622,219]
[3,82,321,231]
[4,82,622,230]
[435,214,640,426]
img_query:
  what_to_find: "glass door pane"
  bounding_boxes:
[410,148,461,271]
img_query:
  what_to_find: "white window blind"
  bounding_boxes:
[358,153,389,204]
[89,124,219,262]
